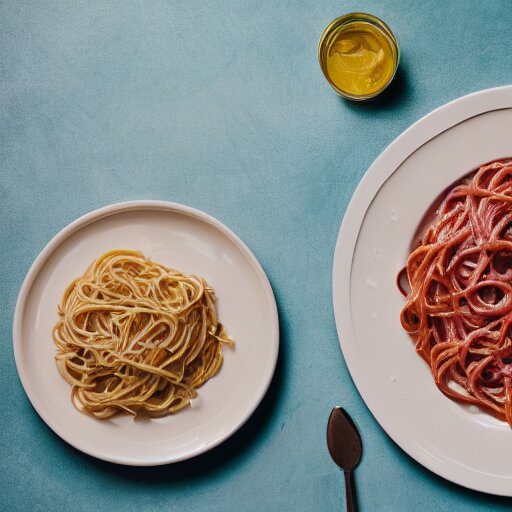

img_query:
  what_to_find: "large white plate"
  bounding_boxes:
[14,201,279,465]
[333,86,512,496]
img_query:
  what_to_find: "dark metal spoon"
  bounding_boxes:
[327,407,363,512]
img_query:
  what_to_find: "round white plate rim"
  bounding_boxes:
[333,85,512,495]
[13,200,279,466]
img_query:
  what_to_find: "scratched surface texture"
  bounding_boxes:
[2,1,512,510]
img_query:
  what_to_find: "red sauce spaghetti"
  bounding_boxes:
[399,159,512,426]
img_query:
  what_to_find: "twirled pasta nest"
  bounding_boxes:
[53,250,233,419]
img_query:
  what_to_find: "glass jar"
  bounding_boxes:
[318,13,400,101]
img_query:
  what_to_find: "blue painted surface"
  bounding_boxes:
[1,1,512,510]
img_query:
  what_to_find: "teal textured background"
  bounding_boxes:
[2,1,512,510]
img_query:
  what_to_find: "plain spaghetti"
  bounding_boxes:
[53,250,234,419]
[399,159,512,426]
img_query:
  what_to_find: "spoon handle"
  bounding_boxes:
[343,470,358,512]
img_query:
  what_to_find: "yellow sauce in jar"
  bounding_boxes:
[318,14,399,100]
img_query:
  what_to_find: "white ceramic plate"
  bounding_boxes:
[333,86,512,496]
[14,201,279,465]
